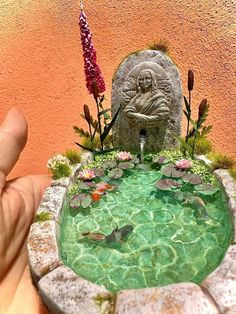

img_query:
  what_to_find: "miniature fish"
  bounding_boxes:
[105,225,133,243]
[81,231,106,241]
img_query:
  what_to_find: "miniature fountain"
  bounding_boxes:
[27,4,236,314]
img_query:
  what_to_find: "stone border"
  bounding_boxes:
[27,158,236,313]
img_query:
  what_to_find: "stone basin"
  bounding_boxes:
[27,160,236,314]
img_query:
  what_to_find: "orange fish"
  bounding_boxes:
[91,190,102,201]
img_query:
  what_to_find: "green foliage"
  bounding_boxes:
[50,163,71,180]
[210,153,235,171]
[182,70,213,158]
[150,149,215,184]
[64,149,81,164]
[187,137,213,155]
[190,159,215,184]
[34,211,52,223]
[84,150,119,169]
[81,134,113,151]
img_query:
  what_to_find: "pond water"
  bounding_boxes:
[59,168,232,293]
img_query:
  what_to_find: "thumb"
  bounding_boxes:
[0,108,28,190]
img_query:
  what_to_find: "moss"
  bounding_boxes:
[93,293,115,314]
[34,211,52,223]
[64,149,81,164]
[50,163,72,180]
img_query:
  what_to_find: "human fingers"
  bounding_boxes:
[0,108,28,192]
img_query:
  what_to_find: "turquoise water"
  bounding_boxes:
[59,168,233,293]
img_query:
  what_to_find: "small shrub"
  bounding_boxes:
[34,211,52,223]
[211,153,235,171]
[64,149,81,164]
[187,137,213,155]
[148,40,169,53]
[81,134,113,151]
[50,163,72,180]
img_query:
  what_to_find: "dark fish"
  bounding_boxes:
[105,225,133,243]
[81,231,106,241]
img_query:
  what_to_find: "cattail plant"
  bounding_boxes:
[182,70,212,158]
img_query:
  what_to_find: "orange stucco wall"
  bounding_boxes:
[0,0,235,179]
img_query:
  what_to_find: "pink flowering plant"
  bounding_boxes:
[175,159,192,170]
[117,151,132,162]
[73,9,120,153]
[79,169,96,181]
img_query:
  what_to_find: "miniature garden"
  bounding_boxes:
[29,2,236,313]
[44,4,236,295]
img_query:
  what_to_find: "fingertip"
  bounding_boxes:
[1,107,28,149]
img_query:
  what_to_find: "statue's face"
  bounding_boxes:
[138,71,152,91]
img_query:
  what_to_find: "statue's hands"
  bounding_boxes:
[0,109,50,314]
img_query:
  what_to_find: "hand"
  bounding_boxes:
[0,109,50,314]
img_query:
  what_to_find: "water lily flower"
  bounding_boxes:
[79,10,105,94]
[79,169,96,181]
[175,159,192,170]
[117,151,132,161]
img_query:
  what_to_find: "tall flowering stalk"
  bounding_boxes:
[75,8,121,153]
[79,10,105,95]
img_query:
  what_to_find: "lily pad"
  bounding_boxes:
[182,173,202,185]
[135,164,150,171]
[153,156,169,165]
[195,183,219,195]
[118,162,135,170]
[92,167,105,177]
[77,181,91,190]
[108,168,123,179]
[156,178,181,191]
[69,193,92,209]
[161,163,186,178]
[81,195,93,208]
[101,160,117,170]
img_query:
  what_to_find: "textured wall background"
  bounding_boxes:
[0,0,235,178]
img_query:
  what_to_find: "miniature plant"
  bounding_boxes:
[117,151,132,161]
[210,153,235,171]
[156,178,181,191]
[78,169,96,181]
[70,193,93,209]
[195,183,219,196]
[175,159,192,170]
[34,211,52,223]
[74,10,121,153]
[182,70,213,158]
[47,154,72,179]
[64,149,81,164]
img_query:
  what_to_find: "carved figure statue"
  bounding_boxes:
[123,69,170,126]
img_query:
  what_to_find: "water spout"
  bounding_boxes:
[139,129,147,163]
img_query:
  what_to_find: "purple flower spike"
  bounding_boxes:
[79,11,105,94]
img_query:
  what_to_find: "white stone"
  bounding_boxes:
[115,283,218,314]
[27,221,61,282]
[201,245,236,314]
[38,266,114,314]
[36,186,66,221]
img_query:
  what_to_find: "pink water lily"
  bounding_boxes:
[79,169,96,181]
[175,159,192,170]
[117,151,132,161]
